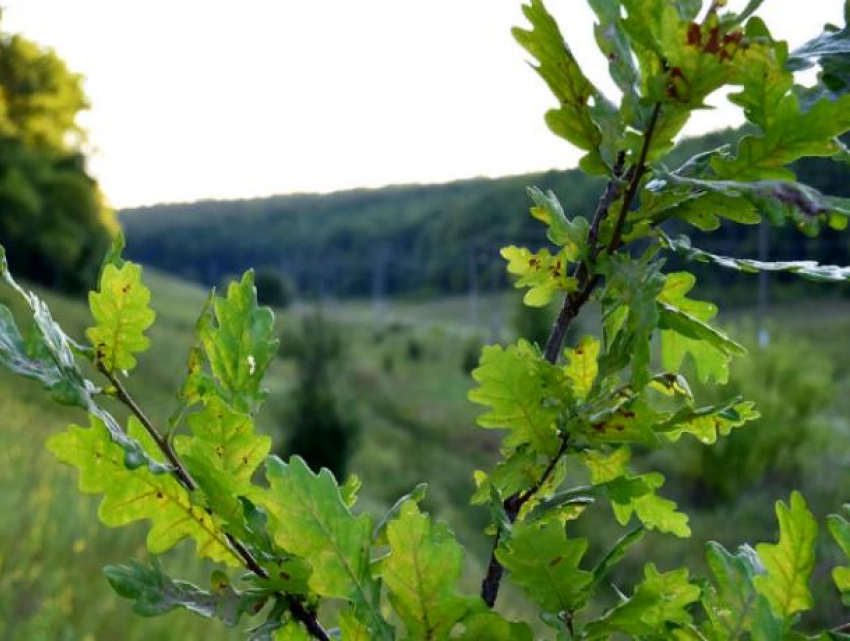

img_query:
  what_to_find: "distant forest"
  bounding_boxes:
[121,129,850,300]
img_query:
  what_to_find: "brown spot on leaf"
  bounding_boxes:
[687,22,701,46]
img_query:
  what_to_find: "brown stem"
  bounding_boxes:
[480,105,662,608]
[605,103,662,255]
[100,366,331,641]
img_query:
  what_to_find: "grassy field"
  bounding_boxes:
[3,269,850,638]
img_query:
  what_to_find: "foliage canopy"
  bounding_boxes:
[6,1,850,639]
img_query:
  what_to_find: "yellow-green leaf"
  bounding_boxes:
[201,271,278,413]
[176,396,270,489]
[657,271,743,384]
[274,622,311,641]
[264,456,391,638]
[455,612,533,640]
[496,520,593,613]
[501,245,577,307]
[378,501,468,639]
[469,341,561,457]
[563,335,600,400]
[47,415,239,566]
[86,262,155,373]
[754,492,818,621]
[828,509,850,604]
[513,0,606,169]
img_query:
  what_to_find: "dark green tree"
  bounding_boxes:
[0,13,116,294]
[254,267,294,309]
[281,312,359,479]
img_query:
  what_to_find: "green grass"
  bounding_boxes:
[3,270,850,637]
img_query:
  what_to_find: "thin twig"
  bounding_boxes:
[100,366,331,641]
[101,364,196,490]
[480,105,662,608]
[542,152,627,364]
[605,103,662,255]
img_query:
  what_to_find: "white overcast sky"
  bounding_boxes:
[2,1,845,209]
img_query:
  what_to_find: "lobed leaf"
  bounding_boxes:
[827,509,850,605]
[263,456,391,638]
[513,0,607,171]
[754,492,818,621]
[662,232,850,283]
[104,559,264,624]
[176,396,271,489]
[453,612,533,640]
[657,400,758,445]
[0,245,91,407]
[563,335,600,401]
[584,564,700,639]
[377,501,468,639]
[201,271,278,414]
[581,448,690,537]
[48,415,239,566]
[703,542,763,640]
[469,340,561,457]
[657,271,744,384]
[87,261,155,373]
[496,520,593,614]
[527,186,590,254]
[501,245,577,307]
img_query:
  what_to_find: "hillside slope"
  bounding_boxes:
[121,128,850,300]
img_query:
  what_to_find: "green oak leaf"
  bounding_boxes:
[0,245,92,407]
[584,565,700,639]
[338,610,371,641]
[754,492,818,621]
[176,396,270,489]
[599,253,665,388]
[827,509,850,605]
[588,0,638,95]
[264,456,370,599]
[662,232,850,283]
[201,271,278,414]
[513,0,607,172]
[169,290,216,427]
[263,456,391,639]
[0,304,88,406]
[87,262,156,373]
[104,559,264,624]
[581,395,662,447]
[496,520,593,614]
[715,93,850,180]
[657,271,744,384]
[372,483,427,544]
[581,446,630,484]
[581,448,690,537]
[658,400,759,445]
[377,501,468,639]
[563,335,600,401]
[468,340,561,457]
[47,415,239,566]
[454,612,533,640]
[274,622,311,640]
[659,173,850,233]
[471,448,540,506]
[501,245,578,307]
[527,186,590,254]
[726,18,792,131]
[703,542,763,640]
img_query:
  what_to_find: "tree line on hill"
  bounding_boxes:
[121,127,850,301]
